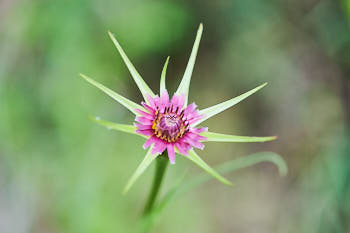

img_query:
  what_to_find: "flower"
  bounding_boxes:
[135,90,207,164]
[80,24,276,193]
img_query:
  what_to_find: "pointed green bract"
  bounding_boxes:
[201,131,277,143]
[184,149,232,186]
[90,116,147,138]
[108,31,155,101]
[193,83,267,126]
[80,73,143,115]
[123,147,159,194]
[160,56,170,93]
[175,24,203,106]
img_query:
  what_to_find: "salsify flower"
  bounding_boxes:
[80,24,276,193]
[135,90,207,162]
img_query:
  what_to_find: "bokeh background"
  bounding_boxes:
[1,0,350,232]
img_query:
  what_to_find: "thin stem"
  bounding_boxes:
[142,152,169,216]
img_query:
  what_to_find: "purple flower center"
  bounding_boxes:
[153,107,188,143]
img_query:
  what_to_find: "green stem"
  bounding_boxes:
[142,152,168,216]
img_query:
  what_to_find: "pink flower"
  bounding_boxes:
[135,90,207,164]
[80,24,276,193]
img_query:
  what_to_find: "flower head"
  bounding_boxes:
[135,90,207,164]
[80,24,276,193]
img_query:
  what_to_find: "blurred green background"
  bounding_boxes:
[1,0,350,232]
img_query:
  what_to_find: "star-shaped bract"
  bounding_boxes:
[80,24,276,193]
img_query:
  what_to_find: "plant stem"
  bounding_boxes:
[142,152,169,216]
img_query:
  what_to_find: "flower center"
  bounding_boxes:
[152,107,188,142]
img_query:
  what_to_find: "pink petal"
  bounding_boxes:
[184,103,197,114]
[186,132,207,141]
[153,96,161,107]
[177,94,185,109]
[160,90,170,105]
[135,116,153,125]
[185,111,200,119]
[188,115,204,125]
[143,136,157,149]
[167,144,176,164]
[175,142,189,155]
[171,94,185,110]
[134,123,152,129]
[190,127,208,134]
[146,94,157,109]
[152,140,167,155]
[141,102,155,114]
[182,136,205,150]
[135,109,154,119]
[170,94,178,106]
[185,110,203,120]
[178,140,192,152]
[136,129,153,136]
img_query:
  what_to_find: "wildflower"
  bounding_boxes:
[135,89,207,164]
[80,24,276,193]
